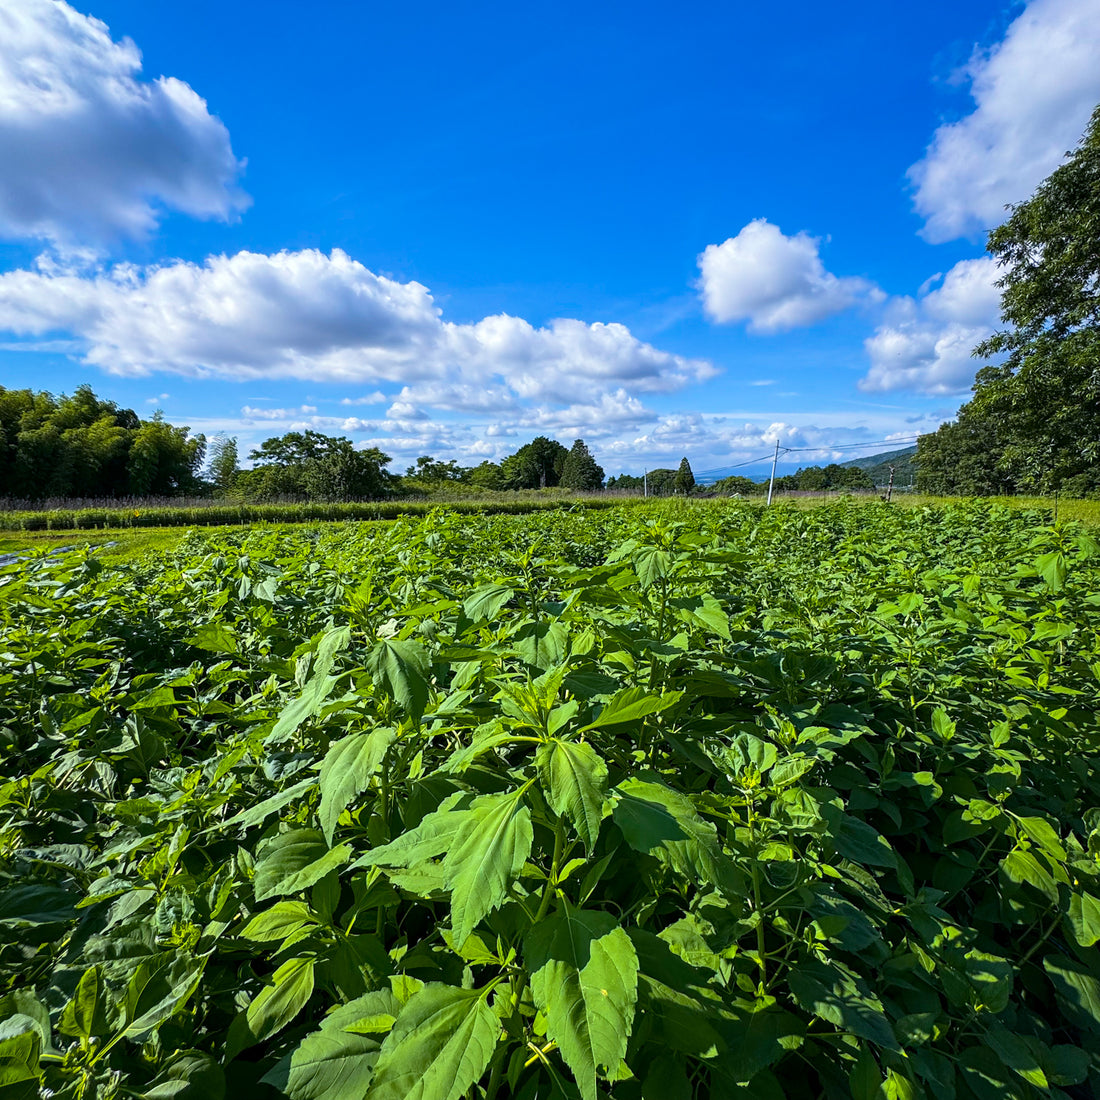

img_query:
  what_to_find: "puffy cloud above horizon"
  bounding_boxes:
[697,220,882,332]
[0,0,247,248]
[909,0,1100,243]
[860,257,1003,394]
[0,246,718,415]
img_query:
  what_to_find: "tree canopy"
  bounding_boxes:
[0,385,205,500]
[917,104,1100,496]
[559,439,605,490]
[499,436,568,490]
[237,432,395,501]
[674,457,695,494]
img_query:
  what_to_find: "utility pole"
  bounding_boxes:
[885,464,895,503]
[766,439,781,506]
[643,469,648,498]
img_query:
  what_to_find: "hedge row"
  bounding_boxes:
[0,497,626,531]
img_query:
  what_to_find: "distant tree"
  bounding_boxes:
[645,468,678,496]
[606,473,644,491]
[559,439,605,490]
[673,457,695,494]
[239,431,395,501]
[126,414,206,496]
[206,434,240,494]
[499,437,569,489]
[711,474,763,495]
[0,384,207,501]
[404,455,467,483]
[466,460,502,490]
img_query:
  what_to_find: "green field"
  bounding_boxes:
[2,500,1099,1099]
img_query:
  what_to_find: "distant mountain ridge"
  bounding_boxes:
[839,445,917,487]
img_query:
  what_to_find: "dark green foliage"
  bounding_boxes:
[918,105,1100,496]
[0,384,205,500]
[673,457,695,494]
[499,436,569,489]
[710,474,764,495]
[2,500,1100,1098]
[559,439,605,491]
[241,432,396,502]
[773,463,874,492]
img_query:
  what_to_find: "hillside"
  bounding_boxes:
[839,444,917,487]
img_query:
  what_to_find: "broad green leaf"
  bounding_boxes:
[264,1028,383,1100]
[356,795,471,870]
[121,953,205,1040]
[0,884,76,925]
[984,1022,1048,1090]
[0,1025,40,1100]
[227,956,316,1058]
[368,638,431,722]
[59,966,108,1039]
[240,900,321,944]
[634,547,671,589]
[142,1051,226,1100]
[462,583,514,623]
[1043,954,1100,1033]
[788,961,898,1050]
[366,984,500,1100]
[537,739,609,851]
[319,728,396,844]
[444,791,533,946]
[612,777,728,887]
[581,687,682,731]
[186,623,239,655]
[254,830,352,903]
[270,674,341,743]
[526,908,639,1100]
[1035,551,1067,592]
[1068,891,1100,948]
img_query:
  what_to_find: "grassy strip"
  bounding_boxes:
[0,495,624,531]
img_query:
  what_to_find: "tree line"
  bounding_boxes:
[916,104,1100,497]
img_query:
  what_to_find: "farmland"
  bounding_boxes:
[2,499,1099,1099]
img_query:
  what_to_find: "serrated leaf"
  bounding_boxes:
[263,1028,383,1100]
[444,791,533,946]
[526,908,639,1100]
[319,728,396,844]
[368,638,431,722]
[366,984,500,1100]
[537,740,609,851]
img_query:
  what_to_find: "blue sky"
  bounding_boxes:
[1,0,1098,479]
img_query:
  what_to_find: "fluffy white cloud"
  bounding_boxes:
[909,0,1100,243]
[860,257,1003,394]
[0,249,716,407]
[0,0,247,246]
[697,220,881,332]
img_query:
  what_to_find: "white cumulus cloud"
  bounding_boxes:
[860,257,1003,394]
[0,0,247,247]
[697,220,881,332]
[909,0,1100,243]
[0,247,717,413]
